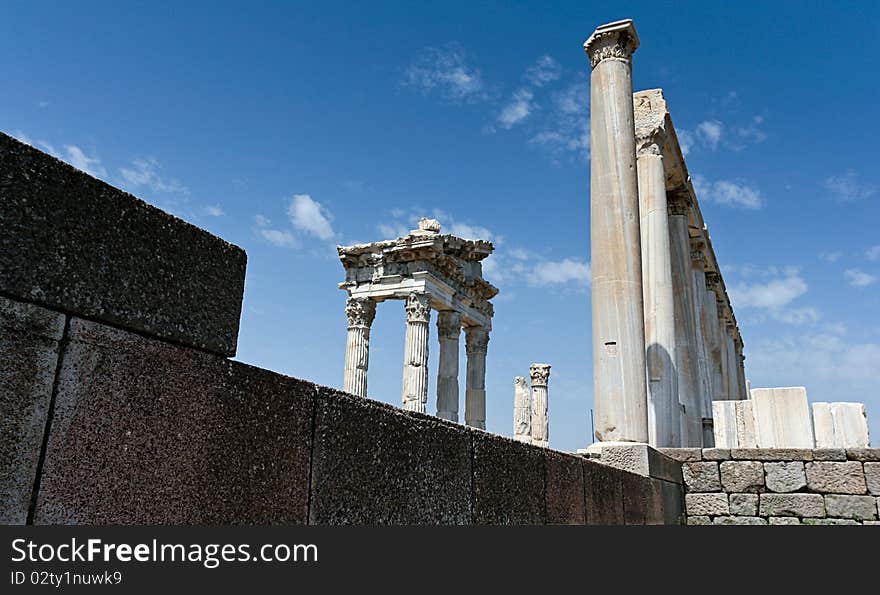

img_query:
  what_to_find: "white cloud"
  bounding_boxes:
[823,170,876,202]
[676,129,694,156]
[203,204,224,217]
[498,88,535,128]
[528,258,590,287]
[693,174,764,209]
[10,130,32,145]
[119,158,187,193]
[844,268,877,288]
[529,79,589,159]
[737,115,767,143]
[448,221,495,241]
[866,246,880,261]
[62,145,107,178]
[819,251,842,263]
[252,215,299,248]
[729,273,807,310]
[287,194,335,240]
[402,43,486,103]
[377,222,410,239]
[695,120,723,149]
[524,55,561,87]
[773,306,821,325]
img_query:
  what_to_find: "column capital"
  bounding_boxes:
[436,310,462,339]
[635,127,667,158]
[666,186,692,216]
[705,271,722,292]
[584,19,640,69]
[404,292,431,324]
[345,296,376,328]
[529,363,551,387]
[465,325,489,354]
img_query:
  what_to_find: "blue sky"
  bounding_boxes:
[4,1,879,450]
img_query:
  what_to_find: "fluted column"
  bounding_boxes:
[690,242,714,445]
[529,363,551,447]
[735,341,748,400]
[343,296,377,397]
[436,311,461,421]
[513,376,531,443]
[637,131,680,447]
[725,325,741,400]
[584,19,648,444]
[706,273,729,402]
[402,293,431,412]
[464,325,489,429]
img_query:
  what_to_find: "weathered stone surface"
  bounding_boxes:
[682,462,720,492]
[35,319,314,524]
[760,494,825,518]
[0,132,246,356]
[592,443,683,483]
[620,471,648,525]
[472,433,545,525]
[583,460,624,525]
[646,479,669,525]
[805,462,867,494]
[813,402,870,449]
[729,493,759,516]
[702,448,731,461]
[713,515,766,525]
[846,449,880,462]
[545,451,585,525]
[769,517,801,525]
[865,520,880,526]
[686,493,729,516]
[865,463,880,495]
[720,461,764,492]
[823,495,877,521]
[659,448,701,463]
[731,448,813,461]
[803,518,859,525]
[764,462,806,493]
[713,400,757,448]
[687,515,711,525]
[750,387,814,448]
[813,449,847,461]
[0,297,65,525]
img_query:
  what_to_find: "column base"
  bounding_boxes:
[436,410,458,422]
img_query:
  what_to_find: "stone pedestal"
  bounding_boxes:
[584,19,648,444]
[343,297,376,397]
[436,311,461,422]
[401,293,431,412]
[465,326,489,429]
[529,364,551,447]
[513,376,531,443]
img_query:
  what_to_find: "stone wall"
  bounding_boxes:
[662,448,880,525]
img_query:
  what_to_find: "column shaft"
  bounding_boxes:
[690,246,714,444]
[513,376,531,443]
[436,311,461,422]
[343,297,376,397]
[401,293,431,412]
[725,326,741,400]
[529,364,551,447]
[465,326,489,429]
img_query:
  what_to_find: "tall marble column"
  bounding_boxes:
[436,311,462,422]
[724,324,740,401]
[529,363,551,447]
[464,325,489,429]
[584,19,648,444]
[735,341,748,400]
[668,189,702,446]
[343,296,377,397]
[706,273,728,402]
[690,242,714,443]
[401,293,431,412]
[637,129,680,447]
[513,376,532,443]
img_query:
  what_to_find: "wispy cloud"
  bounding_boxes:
[402,43,486,103]
[203,204,224,217]
[287,194,335,240]
[728,266,818,325]
[866,245,880,262]
[844,268,877,288]
[695,120,723,150]
[823,170,876,202]
[693,174,764,209]
[736,115,767,143]
[524,55,561,87]
[529,78,589,160]
[14,132,108,179]
[252,215,299,248]
[819,251,842,263]
[119,157,187,194]
[528,258,590,287]
[497,88,535,129]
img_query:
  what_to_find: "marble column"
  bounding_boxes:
[401,293,431,412]
[513,376,531,443]
[529,364,551,447]
[436,311,462,422]
[343,296,377,397]
[464,325,489,429]
[724,323,740,401]
[706,273,729,402]
[584,19,648,444]
[668,189,702,446]
[734,336,747,401]
[690,242,714,444]
[637,130,680,447]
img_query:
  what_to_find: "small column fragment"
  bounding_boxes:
[529,363,551,447]
[343,296,376,397]
[401,293,431,413]
[436,311,462,422]
[513,376,531,443]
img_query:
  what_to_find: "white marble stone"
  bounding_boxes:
[435,311,461,422]
[465,326,489,429]
[751,387,814,448]
[513,376,531,443]
[813,402,871,449]
[401,293,431,412]
[712,400,757,448]
[343,297,376,397]
[529,363,551,447]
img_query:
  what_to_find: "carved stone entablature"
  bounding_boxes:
[405,293,431,324]
[465,326,490,354]
[529,363,551,387]
[666,186,692,216]
[345,296,376,328]
[635,130,665,158]
[705,272,722,292]
[690,239,706,265]
[584,19,640,69]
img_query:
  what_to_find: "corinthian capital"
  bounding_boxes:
[465,325,490,354]
[345,296,376,328]
[635,127,667,158]
[584,19,640,69]
[666,186,692,216]
[405,293,431,324]
[529,363,551,387]
[437,311,462,340]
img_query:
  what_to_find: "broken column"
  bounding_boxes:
[464,325,489,429]
[813,402,871,448]
[401,293,431,413]
[435,311,462,422]
[343,296,377,397]
[529,364,551,447]
[584,19,648,444]
[513,376,531,443]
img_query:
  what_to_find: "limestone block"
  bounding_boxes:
[720,461,765,493]
[712,400,757,448]
[731,448,813,461]
[658,448,702,462]
[583,460,625,525]
[682,462,720,492]
[702,448,732,461]
[750,387,814,448]
[823,495,877,521]
[769,517,802,525]
[660,479,684,526]
[472,433,545,525]
[805,462,867,494]
[813,449,847,461]
[760,494,825,518]
[866,520,880,526]
[729,493,759,516]
[591,443,683,483]
[865,463,880,495]
[845,448,880,462]
[764,462,806,493]
[803,518,859,525]
[686,493,729,516]
[687,515,711,525]
[813,402,870,449]
[713,515,767,525]
[620,472,649,525]
[545,451,585,525]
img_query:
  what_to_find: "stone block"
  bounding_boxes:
[660,479,684,526]
[645,479,669,525]
[769,517,801,525]
[805,462,867,494]
[865,463,880,495]
[702,448,731,461]
[682,462,720,492]
[687,515,711,525]
[764,461,806,493]
[620,471,648,525]
[0,132,246,356]
[813,449,847,461]
[590,443,682,483]
[713,515,767,525]
[865,521,880,526]
[0,297,65,525]
[720,461,764,492]
[823,495,877,521]
[760,493,825,518]
[545,451,585,525]
[472,433,545,525]
[729,493,759,516]
[712,400,757,448]
[731,448,813,461]
[846,449,880,462]
[750,387,814,448]
[802,518,859,525]
[34,319,314,524]
[583,460,624,525]
[813,402,870,449]
[658,448,701,462]
[685,493,729,516]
